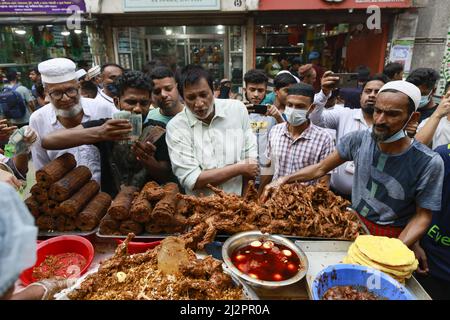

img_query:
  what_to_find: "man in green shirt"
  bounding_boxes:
[145,66,184,125]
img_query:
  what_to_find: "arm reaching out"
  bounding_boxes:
[42,119,132,150]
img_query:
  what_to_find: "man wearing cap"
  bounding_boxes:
[29,58,116,184]
[262,80,445,248]
[259,83,335,193]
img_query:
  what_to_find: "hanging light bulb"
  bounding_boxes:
[74,29,82,34]
[14,28,26,35]
[61,27,70,36]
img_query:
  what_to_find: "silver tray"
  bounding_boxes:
[38,228,98,238]
[95,230,183,240]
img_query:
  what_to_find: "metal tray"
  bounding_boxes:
[38,228,98,238]
[294,240,431,300]
[95,230,183,240]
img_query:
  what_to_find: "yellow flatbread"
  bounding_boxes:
[354,235,416,267]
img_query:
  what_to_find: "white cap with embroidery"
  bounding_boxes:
[38,58,78,84]
[379,80,421,111]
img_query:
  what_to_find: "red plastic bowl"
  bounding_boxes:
[20,235,94,286]
[115,239,161,254]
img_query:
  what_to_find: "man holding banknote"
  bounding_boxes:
[41,70,176,196]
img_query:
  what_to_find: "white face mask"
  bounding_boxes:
[54,103,83,118]
[418,91,432,109]
[284,106,308,126]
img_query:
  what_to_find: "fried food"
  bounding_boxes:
[67,234,243,300]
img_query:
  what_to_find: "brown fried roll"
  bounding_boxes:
[36,214,56,231]
[36,153,77,188]
[151,183,179,225]
[119,220,144,235]
[59,180,100,217]
[49,166,92,202]
[76,192,112,231]
[30,184,49,204]
[130,190,153,224]
[99,214,120,235]
[24,196,40,219]
[107,186,138,221]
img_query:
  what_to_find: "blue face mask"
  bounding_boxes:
[380,114,413,144]
[418,91,432,109]
[284,106,308,126]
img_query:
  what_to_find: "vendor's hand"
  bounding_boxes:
[266,104,284,123]
[238,158,259,179]
[260,176,289,203]
[0,119,17,140]
[412,242,429,276]
[131,141,157,165]
[321,71,340,95]
[0,169,23,190]
[98,119,132,141]
[433,92,450,119]
[405,120,419,138]
[31,278,77,300]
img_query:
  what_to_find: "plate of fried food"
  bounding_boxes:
[55,234,258,300]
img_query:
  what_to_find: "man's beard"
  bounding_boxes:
[371,125,391,142]
[54,103,83,118]
[361,103,375,115]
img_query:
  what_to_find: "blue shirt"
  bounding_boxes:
[337,130,444,227]
[421,144,450,282]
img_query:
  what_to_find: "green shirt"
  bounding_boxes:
[144,108,173,125]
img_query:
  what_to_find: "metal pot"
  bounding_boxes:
[222,231,309,290]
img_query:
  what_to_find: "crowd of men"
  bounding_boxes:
[0,54,449,300]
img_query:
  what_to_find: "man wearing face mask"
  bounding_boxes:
[93,63,124,110]
[30,58,116,184]
[407,68,440,123]
[166,65,257,196]
[41,71,176,197]
[309,74,389,198]
[262,81,445,247]
[258,83,335,194]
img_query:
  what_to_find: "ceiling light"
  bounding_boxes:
[74,29,82,34]
[61,30,70,36]
[14,28,26,35]
[165,29,173,35]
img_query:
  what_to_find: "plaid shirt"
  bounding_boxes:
[266,122,336,184]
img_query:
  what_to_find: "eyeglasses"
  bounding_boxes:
[48,87,79,100]
[123,99,151,107]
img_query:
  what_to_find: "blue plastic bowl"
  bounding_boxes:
[312,264,415,300]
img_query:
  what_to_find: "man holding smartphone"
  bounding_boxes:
[243,69,283,186]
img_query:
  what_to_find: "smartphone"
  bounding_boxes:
[246,104,268,115]
[333,73,359,88]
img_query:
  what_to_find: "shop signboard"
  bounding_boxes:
[0,0,86,14]
[388,38,414,74]
[258,0,412,10]
[124,0,220,12]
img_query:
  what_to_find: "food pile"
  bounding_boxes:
[178,182,364,249]
[343,235,418,283]
[323,286,381,300]
[32,253,87,281]
[99,182,188,236]
[67,234,244,300]
[25,153,112,232]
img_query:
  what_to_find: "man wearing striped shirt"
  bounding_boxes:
[259,83,335,193]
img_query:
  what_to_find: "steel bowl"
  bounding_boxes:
[222,231,309,290]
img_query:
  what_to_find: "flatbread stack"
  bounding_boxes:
[343,235,418,284]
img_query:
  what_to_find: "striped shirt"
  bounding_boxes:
[266,122,335,184]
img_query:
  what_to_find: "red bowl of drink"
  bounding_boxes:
[115,239,161,254]
[20,235,94,286]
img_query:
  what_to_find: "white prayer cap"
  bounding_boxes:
[276,70,300,83]
[379,80,421,111]
[38,58,77,84]
[86,65,101,80]
[76,69,87,80]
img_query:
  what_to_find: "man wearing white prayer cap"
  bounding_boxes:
[263,80,445,250]
[0,182,74,299]
[29,58,117,184]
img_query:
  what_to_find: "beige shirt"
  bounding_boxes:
[166,98,257,196]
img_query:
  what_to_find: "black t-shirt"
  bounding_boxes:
[82,117,176,197]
